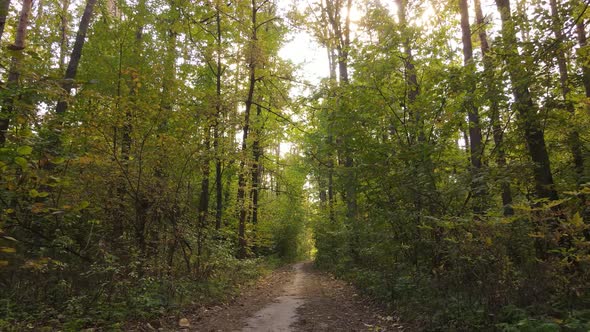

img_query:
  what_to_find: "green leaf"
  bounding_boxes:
[16,146,32,155]
[51,157,65,165]
[78,201,90,210]
[14,157,27,169]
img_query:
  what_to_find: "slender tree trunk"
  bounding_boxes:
[495,0,558,200]
[58,0,69,71]
[326,0,356,224]
[459,0,486,214]
[321,0,336,223]
[576,21,590,98]
[474,0,513,215]
[250,105,262,228]
[237,0,259,259]
[341,0,357,226]
[549,0,584,182]
[214,4,223,231]
[55,0,97,114]
[0,0,33,145]
[197,126,211,259]
[0,0,10,41]
[395,0,420,142]
[396,0,437,209]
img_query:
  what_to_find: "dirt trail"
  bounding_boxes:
[241,262,306,331]
[150,262,405,331]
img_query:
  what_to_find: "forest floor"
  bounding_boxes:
[129,262,406,331]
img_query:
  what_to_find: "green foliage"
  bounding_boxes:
[0,0,306,330]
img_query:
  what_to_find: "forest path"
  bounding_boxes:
[166,262,405,331]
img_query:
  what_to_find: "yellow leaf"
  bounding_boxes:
[571,212,584,227]
[528,232,545,239]
[0,260,8,267]
[31,203,45,214]
[0,247,16,253]
[78,156,93,165]
[485,237,493,246]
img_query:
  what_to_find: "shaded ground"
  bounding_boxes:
[131,262,405,331]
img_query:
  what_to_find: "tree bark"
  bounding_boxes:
[0,0,10,41]
[237,0,259,259]
[459,0,486,213]
[474,0,513,215]
[549,0,584,182]
[55,0,97,114]
[58,0,69,71]
[214,4,223,231]
[326,0,357,224]
[576,21,590,98]
[495,0,558,200]
[0,0,33,145]
[250,105,262,229]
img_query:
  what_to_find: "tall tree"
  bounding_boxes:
[213,2,224,230]
[0,0,10,41]
[58,0,70,71]
[549,0,584,182]
[325,0,357,224]
[55,0,97,114]
[474,0,513,215]
[576,20,590,98]
[0,0,33,145]
[458,0,485,213]
[236,0,260,258]
[495,0,558,200]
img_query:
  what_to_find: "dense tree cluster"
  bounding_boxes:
[302,0,590,329]
[0,0,310,329]
[1,0,589,330]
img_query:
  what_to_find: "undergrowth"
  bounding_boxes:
[313,195,590,331]
[0,251,283,332]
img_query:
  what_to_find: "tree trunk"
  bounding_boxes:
[0,0,33,145]
[250,104,262,228]
[214,4,223,231]
[474,0,513,215]
[495,0,558,200]
[58,0,69,71]
[197,125,210,259]
[237,0,259,259]
[549,0,584,182]
[0,0,10,41]
[55,0,97,114]
[459,0,486,214]
[321,0,337,223]
[326,0,357,224]
[576,21,590,98]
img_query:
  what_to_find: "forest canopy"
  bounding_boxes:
[0,0,589,330]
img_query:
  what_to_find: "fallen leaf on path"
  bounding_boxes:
[178,318,190,328]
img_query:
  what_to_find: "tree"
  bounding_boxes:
[55,0,97,115]
[0,0,10,41]
[495,0,558,200]
[458,0,485,213]
[474,0,513,215]
[0,0,33,145]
